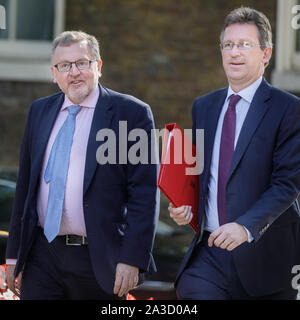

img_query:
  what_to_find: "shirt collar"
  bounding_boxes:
[226,76,263,104]
[61,86,100,111]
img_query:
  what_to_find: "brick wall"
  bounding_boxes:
[0,82,57,166]
[66,0,277,129]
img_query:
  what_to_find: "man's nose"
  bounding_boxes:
[230,45,242,57]
[69,62,81,75]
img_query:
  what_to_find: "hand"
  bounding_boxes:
[6,264,22,297]
[113,263,139,297]
[208,222,248,251]
[168,203,193,226]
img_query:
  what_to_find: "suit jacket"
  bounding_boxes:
[176,78,300,296]
[6,84,160,294]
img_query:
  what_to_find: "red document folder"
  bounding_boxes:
[157,123,199,233]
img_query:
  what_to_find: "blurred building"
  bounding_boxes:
[0,0,299,167]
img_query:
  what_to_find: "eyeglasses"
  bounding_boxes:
[54,59,97,72]
[220,41,263,51]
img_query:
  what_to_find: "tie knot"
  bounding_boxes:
[68,105,82,116]
[228,94,241,108]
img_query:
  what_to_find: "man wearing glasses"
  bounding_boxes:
[5,31,159,299]
[169,7,300,299]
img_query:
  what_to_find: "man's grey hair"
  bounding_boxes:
[220,7,273,50]
[52,30,101,60]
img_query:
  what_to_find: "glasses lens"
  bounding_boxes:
[76,60,90,70]
[57,62,71,72]
[239,41,251,50]
[222,42,233,50]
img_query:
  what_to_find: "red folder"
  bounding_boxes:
[157,123,199,233]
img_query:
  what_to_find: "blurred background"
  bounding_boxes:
[0,0,299,299]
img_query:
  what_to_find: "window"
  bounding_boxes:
[297,25,300,52]
[0,0,55,41]
[294,0,300,67]
[0,4,5,29]
[271,0,300,92]
[0,0,65,82]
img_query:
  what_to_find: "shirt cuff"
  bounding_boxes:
[243,226,254,243]
[5,259,17,265]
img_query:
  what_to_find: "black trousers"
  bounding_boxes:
[177,232,298,300]
[20,228,122,300]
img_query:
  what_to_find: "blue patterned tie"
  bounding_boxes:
[43,105,82,242]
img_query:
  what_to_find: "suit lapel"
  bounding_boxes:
[227,79,271,182]
[83,85,113,195]
[27,93,64,201]
[35,94,64,168]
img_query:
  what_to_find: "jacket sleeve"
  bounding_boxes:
[236,98,300,241]
[5,105,34,259]
[117,103,160,271]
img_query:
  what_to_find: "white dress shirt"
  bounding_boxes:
[204,77,263,239]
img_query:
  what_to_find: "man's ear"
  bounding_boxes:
[50,66,57,83]
[262,47,272,65]
[97,59,103,78]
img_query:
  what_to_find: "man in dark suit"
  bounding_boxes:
[5,31,159,299]
[169,7,300,299]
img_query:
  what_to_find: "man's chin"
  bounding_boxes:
[227,73,249,85]
[67,88,89,105]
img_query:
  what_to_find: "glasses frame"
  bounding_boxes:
[220,41,263,51]
[54,59,98,72]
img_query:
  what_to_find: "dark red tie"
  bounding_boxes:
[217,94,241,225]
